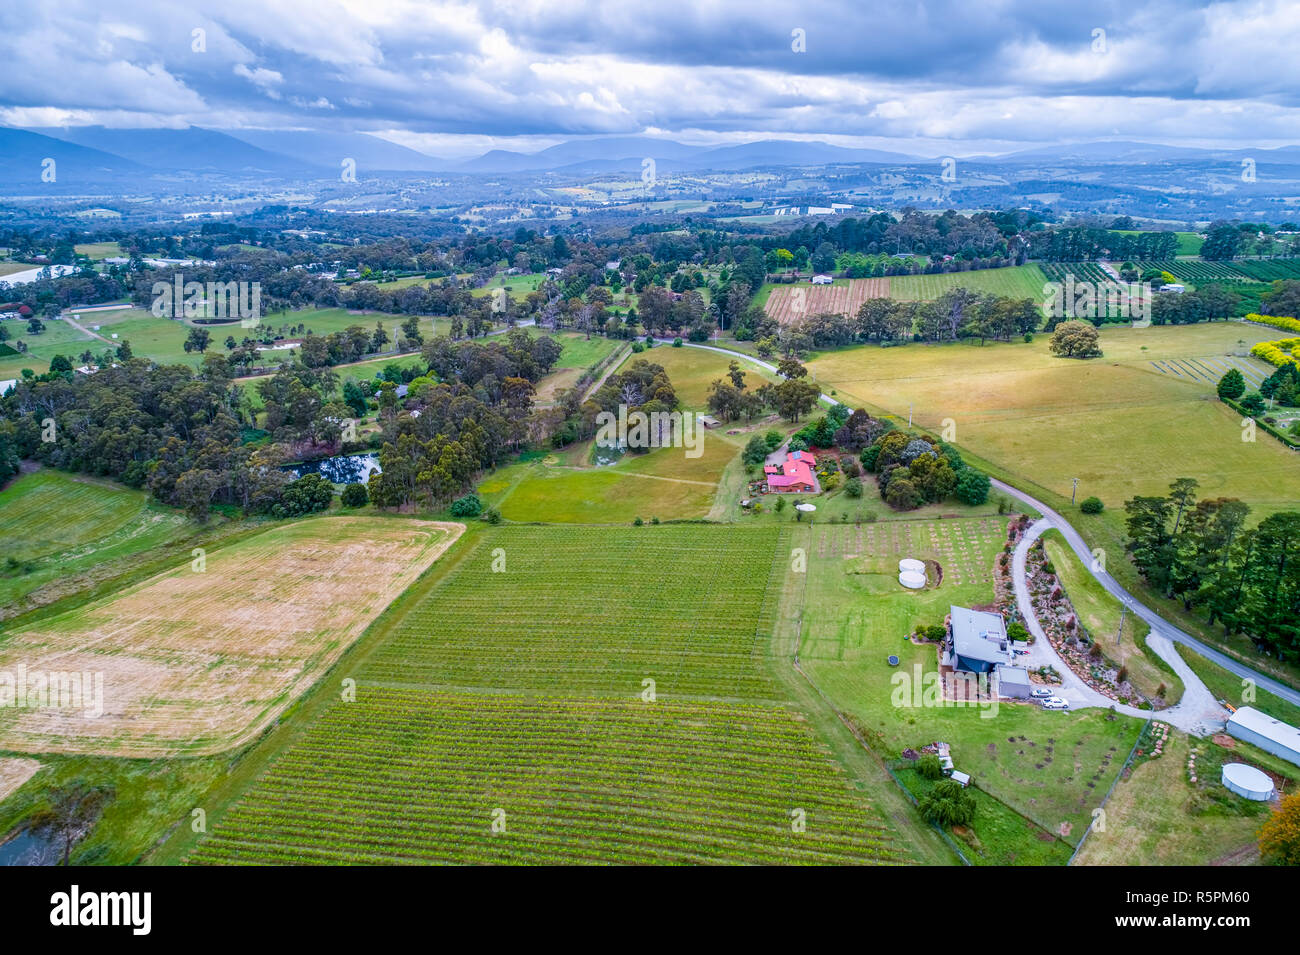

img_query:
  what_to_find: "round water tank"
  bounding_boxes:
[899,558,925,574]
[899,570,926,589]
[1221,763,1274,801]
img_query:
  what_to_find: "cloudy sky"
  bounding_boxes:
[1,0,1298,158]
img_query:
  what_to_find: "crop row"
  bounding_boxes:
[189,689,902,865]
[361,524,782,699]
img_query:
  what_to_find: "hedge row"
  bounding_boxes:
[1220,395,1300,449]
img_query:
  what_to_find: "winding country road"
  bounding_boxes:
[676,339,1300,719]
[1011,517,1223,734]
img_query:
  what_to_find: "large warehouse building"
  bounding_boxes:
[1225,706,1300,768]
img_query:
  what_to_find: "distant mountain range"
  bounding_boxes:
[2,125,1300,196]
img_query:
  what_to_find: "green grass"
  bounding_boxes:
[177,524,912,865]
[615,343,778,410]
[0,318,100,379]
[0,469,193,615]
[0,753,226,865]
[886,264,1049,301]
[73,242,123,260]
[1074,730,1267,865]
[1180,648,1300,728]
[807,323,1298,522]
[1040,529,1180,704]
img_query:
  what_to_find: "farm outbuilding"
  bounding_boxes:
[1221,763,1274,801]
[1226,707,1300,767]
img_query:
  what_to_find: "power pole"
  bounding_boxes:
[908,402,913,428]
[1071,477,1079,505]
[1116,604,1126,646]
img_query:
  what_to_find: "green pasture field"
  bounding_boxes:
[73,242,124,260]
[0,317,102,379]
[177,525,918,865]
[886,264,1049,302]
[806,323,1297,521]
[0,468,193,615]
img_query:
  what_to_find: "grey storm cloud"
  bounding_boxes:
[1,0,1299,151]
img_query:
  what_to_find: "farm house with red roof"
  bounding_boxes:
[763,449,818,493]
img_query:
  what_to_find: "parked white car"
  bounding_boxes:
[1041,698,1070,710]
[1029,687,1053,699]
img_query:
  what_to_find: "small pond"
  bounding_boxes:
[282,453,381,485]
[0,828,61,866]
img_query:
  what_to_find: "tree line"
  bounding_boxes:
[1125,479,1299,662]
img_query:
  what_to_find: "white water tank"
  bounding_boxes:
[899,570,926,589]
[1221,763,1274,801]
[899,558,925,574]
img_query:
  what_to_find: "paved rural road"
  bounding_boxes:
[991,478,1300,710]
[1011,518,1224,734]
[680,340,1300,714]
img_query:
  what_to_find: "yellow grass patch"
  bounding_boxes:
[0,517,462,757]
[0,757,41,801]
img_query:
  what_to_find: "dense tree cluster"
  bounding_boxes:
[861,431,990,509]
[1125,479,1300,661]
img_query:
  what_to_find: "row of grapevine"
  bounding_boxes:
[363,524,782,700]
[189,689,904,865]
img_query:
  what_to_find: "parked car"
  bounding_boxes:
[1041,698,1070,710]
[1030,687,1053,699]
[1013,648,1031,656]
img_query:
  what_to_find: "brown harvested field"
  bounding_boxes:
[0,757,41,801]
[0,516,463,757]
[765,278,890,324]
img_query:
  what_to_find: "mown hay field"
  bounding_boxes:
[0,516,462,757]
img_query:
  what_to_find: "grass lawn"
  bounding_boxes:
[1074,730,1276,865]
[617,343,779,409]
[480,435,737,523]
[1040,529,1181,704]
[0,469,196,615]
[73,242,123,260]
[0,318,100,379]
[468,270,551,298]
[88,309,200,367]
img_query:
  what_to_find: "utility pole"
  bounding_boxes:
[908,402,913,428]
[1116,604,1126,645]
[1071,477,1079,505]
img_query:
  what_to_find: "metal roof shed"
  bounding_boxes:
[1226,706,1300,768]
